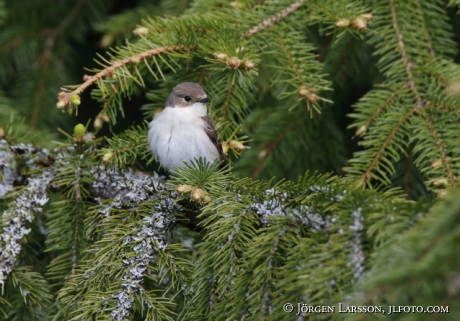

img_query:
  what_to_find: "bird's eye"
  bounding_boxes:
[184,96,191,102]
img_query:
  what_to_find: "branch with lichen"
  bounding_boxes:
[0,169,55,285]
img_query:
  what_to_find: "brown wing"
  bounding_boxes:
[202,115,223,159]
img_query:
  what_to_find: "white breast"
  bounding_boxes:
[148,103,220,171]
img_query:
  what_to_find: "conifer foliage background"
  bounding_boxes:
[1,0,460,320]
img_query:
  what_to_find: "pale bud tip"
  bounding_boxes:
[359,13,373,21]
[102,152,113,163]
[191,188,205,202]
[308,93,318,103]
[56,99,66,110]
[94,117,103,130]
[241,60,255,70]
[298,85,309,97]
[355,125,367,137]
[229,140,246,151]
[226,56,241,69]
[352,17,367,30]
[133,27,149,36]
[335,18,350,28]
[214,52,229,61]
[176,184,193,194]
[230,1,244,8]
[431,159,442,169]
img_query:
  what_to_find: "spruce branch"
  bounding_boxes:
[358,106,417,184]
[45,149,93,285]
[99,125,150,166]
[245,0,307,36]
[58,45,197,105]
[3,267,53,320]
[269,31,330,107]
[258,225,285,317]
[424,101,460,113]
[353,188,460,316]
[354,83,408,137]
[420,110,454,186]
[423,60,460,89]
[93,82,122,129]
[273,34,304,86]
[347,1,459,189]
[389,0,423,108]
[252,107,307,179]
[412,0,435,58]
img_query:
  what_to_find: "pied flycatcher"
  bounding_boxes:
[148,82,223,171]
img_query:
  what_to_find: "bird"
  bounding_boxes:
[148,82,223,171]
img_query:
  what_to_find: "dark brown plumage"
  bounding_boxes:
[202,114,223,160]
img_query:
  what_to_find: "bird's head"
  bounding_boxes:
[165,82,211,108]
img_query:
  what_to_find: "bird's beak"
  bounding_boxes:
[199,97,212,103]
